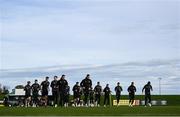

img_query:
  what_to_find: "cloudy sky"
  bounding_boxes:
[0,0,180,94]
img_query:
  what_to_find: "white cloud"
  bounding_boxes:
[0,0,179,94]
[0,59,180,94]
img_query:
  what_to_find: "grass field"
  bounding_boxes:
[0,94,180,116]
[0,106,180,116]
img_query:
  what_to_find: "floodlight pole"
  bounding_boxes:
[158,77,162,95]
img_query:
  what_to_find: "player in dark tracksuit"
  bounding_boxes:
[115,82,123,106]
[89,87,94,106]
[103,84,111,107]
[80,74,92,106]
[41,77,50,106]
[73,82,82,107]
[127,82,136,107]
[142,81,153,107]
[58,75,68,107]
[31,79,40,107]
[94,82,102,107]
[64,85,70,107]
[50,76,59,107]
[24,81,32,107]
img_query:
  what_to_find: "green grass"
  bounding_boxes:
[0,106,180,116]
[0,94,179,116]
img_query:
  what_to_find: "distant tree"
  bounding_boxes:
[0,83,2,94]
[2,86,9,94]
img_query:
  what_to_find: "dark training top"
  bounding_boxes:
[31,83,40,94]
[80,78,92,90]
[73,84,81,96]
[51,80,59,92]
[94,85,102,94]
[64,85,70,95]
[24,84,31,96]
[58,79,68,91]
[41,80,50,91]
[89,89,94,98]
[142,84,153,95]
[127,85,136,95]
[103,87,111,95]
[115,86,123,95]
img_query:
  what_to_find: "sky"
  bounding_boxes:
[0,0,180,94]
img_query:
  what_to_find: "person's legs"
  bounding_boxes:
[145,95,148,106]
[104,95,107,105]
[84,92,89,105]
[77,96,81,105]
[59,92,63,106]
[148,95,151,104]
[24,97,27,107]
[116,95,120,105]
[95,94,97,105]
[98,94,101,105]
[52,91,55,106]
[90,97,93,104]
[55,91,58,105]
[129,94,132,104]
[45,96,48,107]
[131,94,135,105]
[62,93,65,106]
[63,94,66,106]
[43,90,48,106]
[35,96,39,106]
[64,95,68,107]
[27,96,31,107]
[107,95,110,106]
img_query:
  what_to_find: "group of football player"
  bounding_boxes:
[24,74,153,107]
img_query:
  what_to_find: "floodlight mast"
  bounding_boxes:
[158,77,162,95]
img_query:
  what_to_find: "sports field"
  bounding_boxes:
[0,106,180,116]
[0,95,180,116]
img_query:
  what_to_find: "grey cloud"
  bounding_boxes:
[1,59,179,78]
[1,59,179,94]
